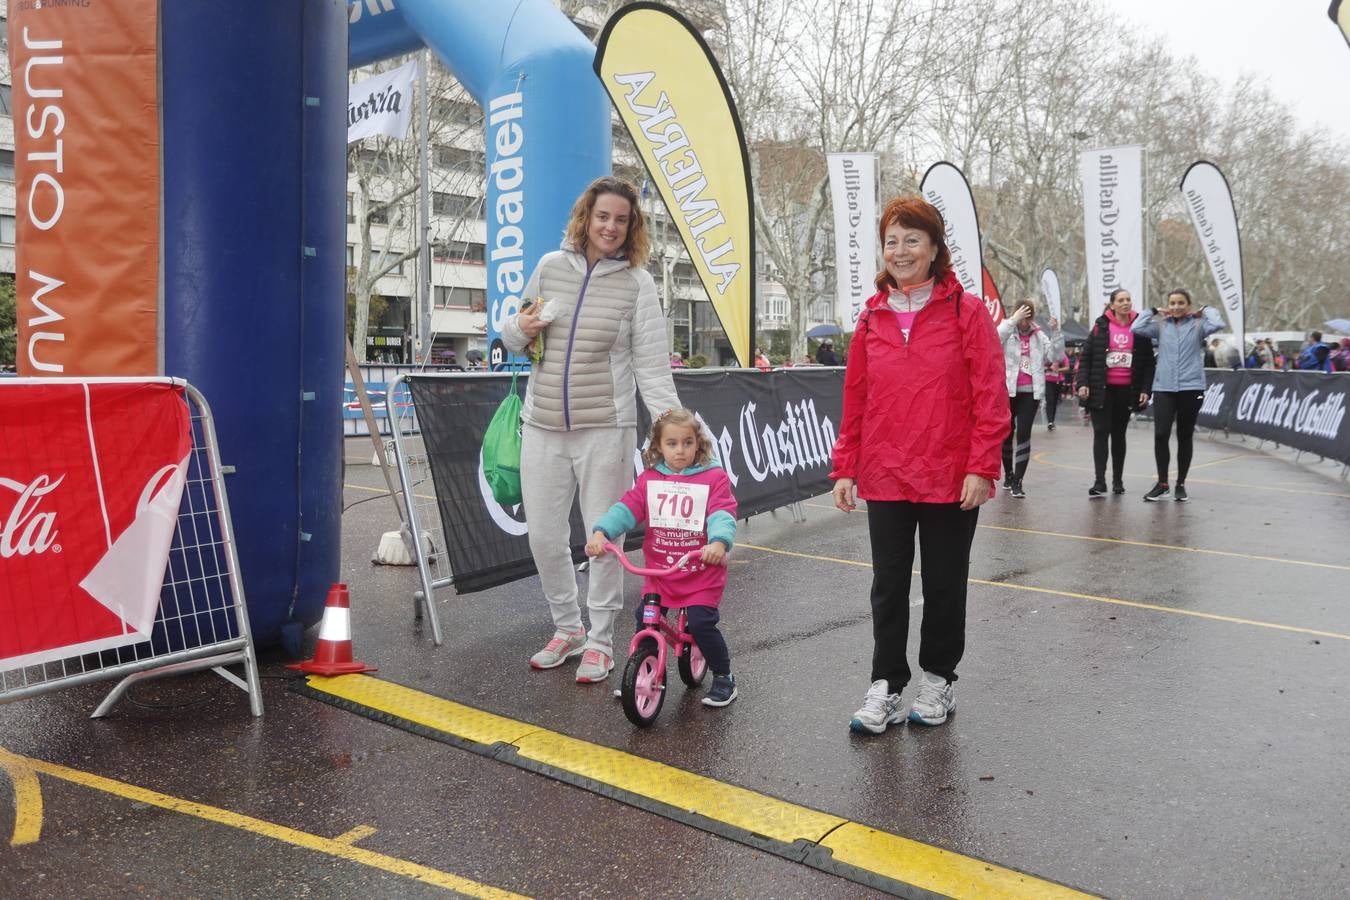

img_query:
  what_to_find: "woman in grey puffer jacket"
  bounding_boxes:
[502,176,680,684]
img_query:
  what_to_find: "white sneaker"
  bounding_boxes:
[849,679,904,734]
[529,628,586,670]
[908,672,955,726]
[574,649,614,683]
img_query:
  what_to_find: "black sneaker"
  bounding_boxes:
[1174,484,1188,502]
[1002,474,1013,489]
[1088,480,1108,498]
[702,674,737,708]
[1143,482,1170,502]
[1010,479,1026,499]
[1112,481,1126,495]
[1047,422,1056,431]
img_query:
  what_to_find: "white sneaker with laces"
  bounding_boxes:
[849,679,904,734]
[908,672,955,726]
[574,649,614,683]
[529,629,586,670]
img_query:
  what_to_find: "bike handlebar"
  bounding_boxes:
[600,542,698,577]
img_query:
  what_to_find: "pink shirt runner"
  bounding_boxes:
[1106,315,1135,386]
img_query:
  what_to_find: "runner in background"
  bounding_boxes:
[1043,347,1069,430]
[997,300,1063,498]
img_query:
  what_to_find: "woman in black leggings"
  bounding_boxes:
[1075,288,1154,497]
[997,300,1062,498]
[1130,289,1225,502]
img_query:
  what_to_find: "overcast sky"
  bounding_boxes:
[1103,0,1350,144]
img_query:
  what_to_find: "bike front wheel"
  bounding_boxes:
[621,644,666,727]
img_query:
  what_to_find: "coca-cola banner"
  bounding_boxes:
[10,1,160,376]
[406,369,842,593]
[1198,370,1350,464]
[1,381,191,668]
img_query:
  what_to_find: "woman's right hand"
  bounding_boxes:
[585,533,608,558]
[1077,386,1089,400]
[517,304,547,339]
[832,478,857,513]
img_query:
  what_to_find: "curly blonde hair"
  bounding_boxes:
[562,176,650,267]
[642,408,714,469]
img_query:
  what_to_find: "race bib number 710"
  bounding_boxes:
[647,480,710,533]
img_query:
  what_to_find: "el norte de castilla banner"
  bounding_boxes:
[1181,161,1245,354]
[827,153,877,330]
[1080,145,1143,311]
[594,3,756,368]
[407,369,842,594]
[920,162,995,316]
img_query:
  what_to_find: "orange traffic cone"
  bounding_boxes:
[287,584,378,676]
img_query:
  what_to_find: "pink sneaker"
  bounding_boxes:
[574,649,614,683]
[529,629,586,670]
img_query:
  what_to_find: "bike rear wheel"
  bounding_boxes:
[621,645,666,727]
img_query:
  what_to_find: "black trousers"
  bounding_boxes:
[1001,394,1040,480]
[866,500,980,689]
[635,598,730,676]
[1044,381,1062,424]
[1090,384,1135,482]
[1152,390,1204,484]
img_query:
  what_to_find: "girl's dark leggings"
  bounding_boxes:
[1151,390,1204,484]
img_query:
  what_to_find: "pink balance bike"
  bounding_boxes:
[602,542,707,727]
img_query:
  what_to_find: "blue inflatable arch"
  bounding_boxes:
[350,0,612,369]
[159,0,608,648]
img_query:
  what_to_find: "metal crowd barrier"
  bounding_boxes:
[386,377,450,646]
[0,377,263,718]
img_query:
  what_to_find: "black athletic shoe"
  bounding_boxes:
[1010,479,1026,499]
[1047,422,1056,431]
[1003,474,1013,489]
[1174,484,1188,502]
[702,674,737,708]
[1088,480,1108,498]
[1112,480,1126,495]
[1143,482,1170,502]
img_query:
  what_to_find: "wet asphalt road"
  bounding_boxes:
[3,419,1349,899]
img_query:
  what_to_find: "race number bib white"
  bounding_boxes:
[1018,356,1034,375]
[647,480,710,533]
[1106,351,1133,368]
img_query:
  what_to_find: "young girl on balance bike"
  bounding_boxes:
[586,408,738,724]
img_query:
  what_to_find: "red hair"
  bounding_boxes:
[874,195,953,291]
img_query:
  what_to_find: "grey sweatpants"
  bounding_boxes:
[520,423,638,656]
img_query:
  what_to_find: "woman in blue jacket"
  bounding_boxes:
[1131,289,1225,502]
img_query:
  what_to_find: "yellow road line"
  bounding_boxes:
[301,676,1091,900]
[1186,453,1248,470]
[799,503,1350,572]
[975,525,1350,572]
[334,824,378,845]
[1031,452,1350,500]
[0,747,526,899]
[0,749,43,846]
[736,544,1350,643]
